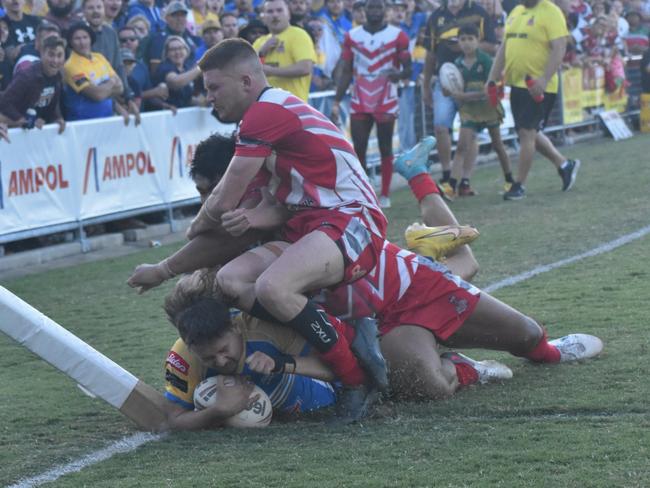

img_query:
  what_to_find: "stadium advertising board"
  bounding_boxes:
[0,109,234,238]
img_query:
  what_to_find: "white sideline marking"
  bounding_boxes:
[483,224,650,294]
[9,432,166,488]
[12,225,650,486]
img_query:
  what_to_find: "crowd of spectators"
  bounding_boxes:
[1,0,649,139]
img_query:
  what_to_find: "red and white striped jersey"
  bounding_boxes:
[316,241,420,319]
[235,88,383,218]
[342,25,410,115]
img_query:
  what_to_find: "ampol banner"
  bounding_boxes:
[0,108,234,238]
[0,124,78,233]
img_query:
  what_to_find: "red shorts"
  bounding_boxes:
[281,206,387,283]
[350,112,397,124]
[379,261,481,340]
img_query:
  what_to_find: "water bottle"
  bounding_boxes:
[23,108,37,129]
[525,75,544,103]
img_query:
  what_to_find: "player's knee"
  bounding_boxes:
[391,357,455,400]
[254,275,285,308]
[215,266,243,301]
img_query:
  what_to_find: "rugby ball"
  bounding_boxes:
[439,62,464,94]
[193,375,272,428]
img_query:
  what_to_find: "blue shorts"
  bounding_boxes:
[433,80,458,129]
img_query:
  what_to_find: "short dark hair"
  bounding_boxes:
[198,38,258,72]
[458,23,479,38]
[189,134,236,184]
[174,296,233,347]
[220,11,238,22]
[42,36,67,51]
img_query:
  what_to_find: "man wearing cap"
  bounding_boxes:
[195,19,223,59]
[188,0,220,36]
[121,46,174,112]
[145,1,201,75]
[252,0,316,101]
[62,21,124,120]
[239,18,268,44]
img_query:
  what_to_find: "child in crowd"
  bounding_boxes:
[448,24,512,197]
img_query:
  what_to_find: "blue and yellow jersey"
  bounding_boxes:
[63,51,117,120]
[164,313,336,414]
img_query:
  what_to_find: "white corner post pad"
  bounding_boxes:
[0,286,139,409]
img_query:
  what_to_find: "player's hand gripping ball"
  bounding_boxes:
[193,375,272,428]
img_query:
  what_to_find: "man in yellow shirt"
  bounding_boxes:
[253,0,317,101]
[488,0,580,200]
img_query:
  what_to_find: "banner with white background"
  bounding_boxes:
[0,108,234,238]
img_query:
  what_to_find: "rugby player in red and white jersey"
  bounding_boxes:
[331,0,411,208]
[180,38,395,419]
[226,236,603,400]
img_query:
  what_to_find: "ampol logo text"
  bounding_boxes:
[83,147,156,194]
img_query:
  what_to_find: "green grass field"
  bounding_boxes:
[2,134,650,487]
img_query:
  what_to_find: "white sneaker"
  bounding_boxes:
[549,333,603,362]
[379,196,391,208]
[441,352,513,384]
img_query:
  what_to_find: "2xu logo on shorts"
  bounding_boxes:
[310,321,333,344]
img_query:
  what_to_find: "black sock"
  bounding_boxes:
[449,178,458,190]
[250,299,279,323]
[285,300,338,353]
[504,172,514,183]
[460,178,470,187]
[441,170,451,182]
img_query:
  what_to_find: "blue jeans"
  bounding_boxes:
[398,85,416,151]
[433,80,458,129]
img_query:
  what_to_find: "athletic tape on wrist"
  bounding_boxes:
[160,259,177,280]
[270,353,296,374]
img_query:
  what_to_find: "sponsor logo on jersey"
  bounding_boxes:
[166,351,190,374]
[165,370,189,393]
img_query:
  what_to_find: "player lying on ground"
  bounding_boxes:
[161,270,340,430]
[161,268,517,430]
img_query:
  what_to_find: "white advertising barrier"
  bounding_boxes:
[0,123,79,234]
[0,108,235,237]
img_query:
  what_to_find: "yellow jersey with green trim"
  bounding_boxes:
[164,313,336,413]
[253,26,317,102]
[503,0,568,94]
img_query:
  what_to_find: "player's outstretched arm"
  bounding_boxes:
[127,230,267,293]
